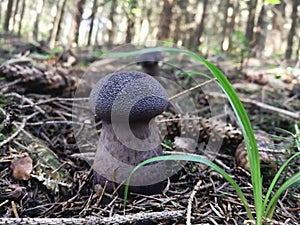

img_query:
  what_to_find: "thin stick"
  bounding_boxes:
[208,92,300,120]
[169,78,217,101]
[5,92,46,115]
[0,112,39,148]
[26,120,90,126]
[187,179,202,225]
[0,78,21,90]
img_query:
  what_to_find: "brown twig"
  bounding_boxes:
[168,78,217,101]
[0,112,39,148]
[5,92,46,115]
[0,78,21,90]
[208,92,300,120]
[187,179,202,225]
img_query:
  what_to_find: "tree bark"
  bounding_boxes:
[245,0,258,43]
[69,0,86,46]
[189,0,208,51]
[4,0,14,32]
[285,0,300,60]
[157,0,174,41]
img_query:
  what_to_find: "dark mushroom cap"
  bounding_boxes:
[136,51,164,64]
[89,71,168,122]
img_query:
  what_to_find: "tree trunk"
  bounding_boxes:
[189,0,208,51]
[182,4,194,47]
[245,0,258,43]
[173,0,187,44]
[297,38,300,66]
[285,0,299,60]
[12,0,20,32]
[0,0,2,22]
[220,0,240,52]
[17,0,25,36]
[33,0,45,41]
[227,0,239,52]
[157,0,174,41]
[221,0,231,52]
[251,3,266,58]
[55,0,67,44]
[69,0,86,46]
[49,0,68,49]
[87,0,98,46]
[4,0,14,32]
[125,0,137,43]
[107,0,117,47]
[270,2,286,53]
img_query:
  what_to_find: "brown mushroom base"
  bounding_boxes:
[93,122,167,197]
[93,172,166,197]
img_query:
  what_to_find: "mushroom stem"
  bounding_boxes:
[93,121,165,196]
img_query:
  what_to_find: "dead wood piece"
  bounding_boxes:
[0,64,80,95]
[0,210,185,225]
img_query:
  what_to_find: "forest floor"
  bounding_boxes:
[0,34,299,225]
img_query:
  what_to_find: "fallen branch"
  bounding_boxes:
[0,210,185,225]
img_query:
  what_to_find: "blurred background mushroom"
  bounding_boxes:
[136,51,164,77]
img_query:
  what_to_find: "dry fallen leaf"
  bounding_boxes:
[11,156,33,180]
[174,136,197,152]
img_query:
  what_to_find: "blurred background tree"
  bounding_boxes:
[0,0,299,61]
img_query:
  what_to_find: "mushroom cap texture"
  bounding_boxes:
[89,71,168,122]
[136,51,163,64]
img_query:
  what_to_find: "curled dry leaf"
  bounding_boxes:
[174,136,197,152]
[11,156,33,180]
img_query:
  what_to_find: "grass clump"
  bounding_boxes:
[104,47,299,225]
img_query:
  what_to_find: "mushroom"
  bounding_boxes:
[136,51,164,76]
[136,51,178,114]
[89,71,168,196]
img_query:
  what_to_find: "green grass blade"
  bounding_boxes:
[265,172,300,218]
[263,152,300,212]
[124,154,253,220]
[172,49,263,223]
